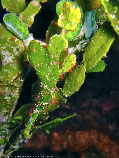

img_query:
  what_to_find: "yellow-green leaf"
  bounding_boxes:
[101,0,119,35]
[83,22,115,71]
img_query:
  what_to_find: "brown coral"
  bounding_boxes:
[23,129,119,158]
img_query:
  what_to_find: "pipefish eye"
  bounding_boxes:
[3,13,29,40]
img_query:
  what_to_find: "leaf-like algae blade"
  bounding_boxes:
[101,0,119,35]
[3,13,29,40]
[86,60,106,73]
[0,24,25,84]
[1,0,26,15]
[62,64,86,97]
[83,22,116,71]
